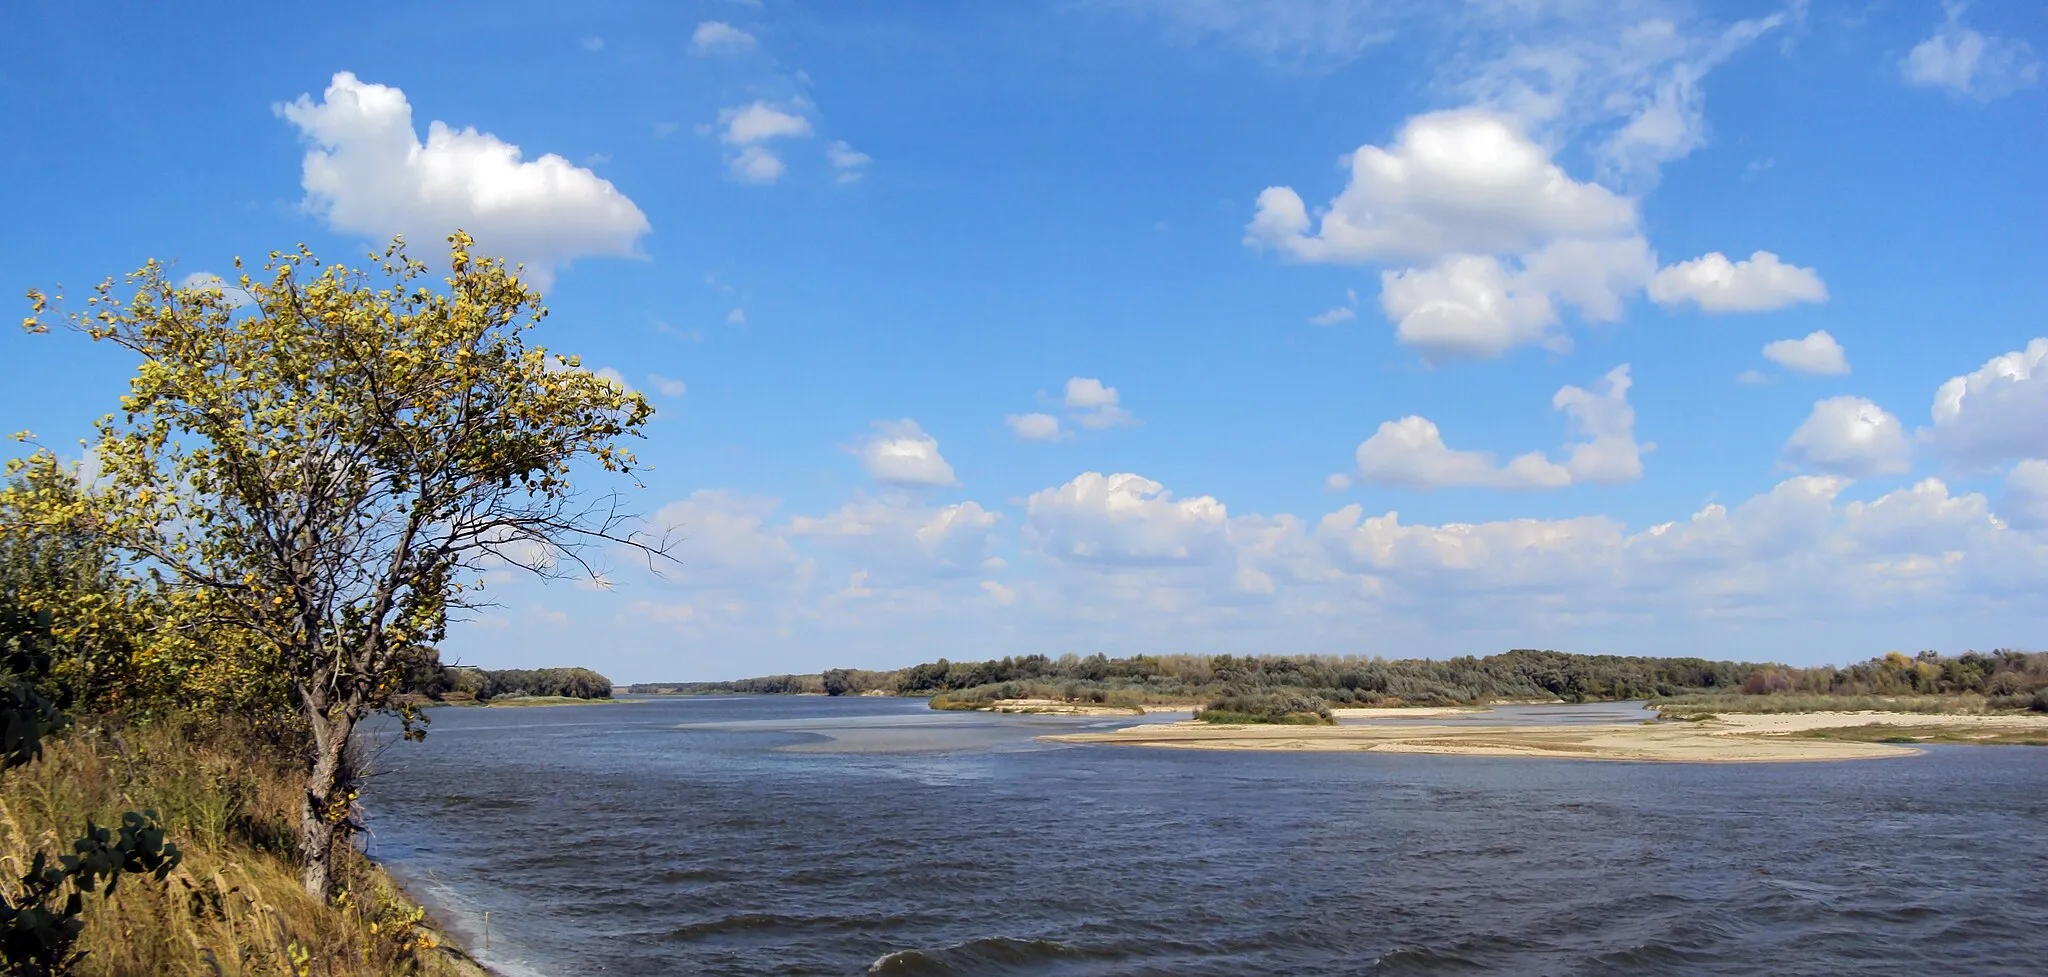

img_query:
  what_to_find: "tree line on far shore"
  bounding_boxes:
[632,646,2048,713]
[398,646,613,703]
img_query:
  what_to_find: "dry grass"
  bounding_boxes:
[1788,724,2048,747]
[0,723,484,977]
[1652,693,2008,717]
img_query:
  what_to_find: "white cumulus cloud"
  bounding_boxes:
[1378,238,1659,360]
[1006,413,1065,442]
[1925,338,2048,470]
[1762,331,1850,376]
[856,420,959,488]
[177,271,252,309]
[1064,377,1137,429]
[716,101,813,184]
[721,102,811,144]
[1782,396,1911,477]
[1648,251,1827,313]
[646,491,814,590]
[1025,472,1228,566]
[1353,417,1571,491]
[1235,9,1800,361]
[789,497,1000,579]
[1246,109,1637,263]
[1378,254,1558,360]
[646,374,687,397]
[826,140,872,183]
[1998,460,2048,531]
[1248,109,1662,359]
[1553,365,1647,485]
[729,146,784,184]
[691,21,758,56]
[1900,3,2040,100]
[276,72,650,289]
[1348,364,1643,489]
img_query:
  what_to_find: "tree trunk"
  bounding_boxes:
[298,710,356,900]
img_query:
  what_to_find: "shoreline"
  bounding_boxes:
[1043,711,2048,763]
[367,863,496,976]
[965,700,1502,718]
[419,694,632,709]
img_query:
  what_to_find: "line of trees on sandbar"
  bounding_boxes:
[1194,692,1335,725]
[635,646,2048,713]
[634,649,1763,704]
[398,647,613,703]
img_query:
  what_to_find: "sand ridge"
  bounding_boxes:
[1042,711,2048,763]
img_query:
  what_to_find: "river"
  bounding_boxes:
[364,696,2048,976]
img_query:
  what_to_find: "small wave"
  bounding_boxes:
[656,911,939,942]
[869,937,1110,975]
[1370,935,1547,975]
[1585,941,1703,971]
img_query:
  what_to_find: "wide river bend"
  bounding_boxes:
[365,696,2048,976]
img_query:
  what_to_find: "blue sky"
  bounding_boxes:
[4,0,2045,680]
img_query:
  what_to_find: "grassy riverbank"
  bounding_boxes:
[0,721,486,976]
[1652,692,2048,716]
[1785,724,2048,746]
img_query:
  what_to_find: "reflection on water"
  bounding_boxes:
[364,696,2048,976]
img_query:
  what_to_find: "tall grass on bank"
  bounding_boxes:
[0,721,483,977]
[1652,692,2048,717]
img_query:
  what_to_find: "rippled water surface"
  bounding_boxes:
[365,696,2048,976]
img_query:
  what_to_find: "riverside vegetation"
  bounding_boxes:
[3,233,660,973]
[641,648,2048,725]
[395,650,614,707]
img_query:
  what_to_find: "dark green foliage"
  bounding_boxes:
[820,669,856,697]
[1196,692,1334,725]
[0,809,183,976]
[394,644,452,699]
[0,681,62,774]
[395,648,613,702]
[465,666,614,700]
[0,606,65,771]
[0,600,181,975]
[638,646,2048,712]
[2033,690,2048,714]
[61,811,182,897]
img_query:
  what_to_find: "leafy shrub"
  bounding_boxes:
[1195,693,1333,725]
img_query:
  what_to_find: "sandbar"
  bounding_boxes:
[1329,706,1488,719]
[1041,711,2048,763]
[973,698,1178,717]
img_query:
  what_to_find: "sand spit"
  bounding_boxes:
[977,701,1467,718]
[974,698,1174,717]
[1043,711,2048,762]
[1329,706,1489,719]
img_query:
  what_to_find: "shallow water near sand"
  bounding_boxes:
[363,696,2048,976]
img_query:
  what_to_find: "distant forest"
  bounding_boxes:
[401,647,614,703]
[629,648,2048,711]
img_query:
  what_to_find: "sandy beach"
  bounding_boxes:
[981,701,1481,718]
[1043,711,2048,763]
[971,698,1182,716]
[1330,706,1489,719]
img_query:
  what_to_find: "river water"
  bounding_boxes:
[363,696,2048,976]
